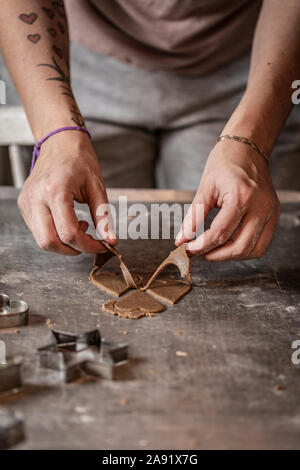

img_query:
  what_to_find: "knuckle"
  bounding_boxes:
[17,193,25,209]
[18,188,31,207]
[37,237,57,251]
[58,230,78,245]
[26,189,38,205]
[45,179,60,199]
[237,181,257,206]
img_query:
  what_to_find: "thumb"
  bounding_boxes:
[87,177,117,244]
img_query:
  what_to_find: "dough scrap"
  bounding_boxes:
[90,271,143,297]
[89,241,139,293]
[102,291,164,319]
[142,244,192,290]
[147,279,191,305]
[101,240,139,289]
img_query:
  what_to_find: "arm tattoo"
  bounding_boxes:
[57,21,65,34]
[47,27,57,37]
[52,45,63,59]
[18,11,40,42]
[27,34,41,43]
[70,104,85,127]
[52,2,66,18]
[38,55,70,83]
[19,13,38,24]
[38,57,85,127]
[19,3,84,127]
[42,7,55,19]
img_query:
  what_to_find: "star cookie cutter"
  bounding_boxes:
[36,329,128,382]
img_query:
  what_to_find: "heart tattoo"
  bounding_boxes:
[52,45,63,59]
[47,28,57,37]
[52,2,66,18]
[19,13,38,25]
[42,7,55,19]
[57,22,65,34]
[27,34,41,44]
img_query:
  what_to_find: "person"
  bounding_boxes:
[0,0,299,260]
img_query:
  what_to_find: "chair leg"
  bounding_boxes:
[8,144,27,188]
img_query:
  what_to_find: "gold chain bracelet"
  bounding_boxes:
[216,134,269,164]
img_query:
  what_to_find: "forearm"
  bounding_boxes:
[0,0,84,141]
[222,0,300,155]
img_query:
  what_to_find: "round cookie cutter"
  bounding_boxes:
[0,295,29,329]
[0,295,10,313]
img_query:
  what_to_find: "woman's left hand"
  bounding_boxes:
[175,139,281,261]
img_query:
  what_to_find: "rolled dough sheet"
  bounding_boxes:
[90,271,143,297]
[102,290,165,319]
[142,244,192,290]
[147,279,191,305]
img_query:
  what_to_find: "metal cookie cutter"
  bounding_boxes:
[36,344,82,383]
[0,294,29,329]
[0,357,23,394]
[82,339,129,380]
[36,329,128,382]
[0,408,25,449]
[36,329,102,383]
[52,328,101,352]
[50,329,129,380]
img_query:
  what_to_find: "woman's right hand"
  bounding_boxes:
[18,131,117,256]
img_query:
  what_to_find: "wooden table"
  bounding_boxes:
[0,187,300,450]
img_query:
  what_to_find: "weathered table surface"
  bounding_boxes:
[0,187,300,450]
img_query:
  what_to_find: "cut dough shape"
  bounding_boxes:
[147,279,191,305]
[90,271,143,297]
[102,300,151,319]
[102,291,165,319]
[142,244,192,290]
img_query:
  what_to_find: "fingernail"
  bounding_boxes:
[175,230,182,245]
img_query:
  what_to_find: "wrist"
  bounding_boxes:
[221,107,271,156]
[28,93,85,142]
[38,127,92,158]
[222,89,290,156]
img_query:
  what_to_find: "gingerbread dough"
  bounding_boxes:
[90,271,143,297]
[102,291,164,319]
[142,244,192,290]
[147,279,191,305]
[89,241,139,294]
[91,242,192,319]
[101,240,139,289]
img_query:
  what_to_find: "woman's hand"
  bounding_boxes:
[18,131,117,256]
[176,140,281,261]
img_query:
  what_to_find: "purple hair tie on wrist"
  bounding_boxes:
[30,126,91,174]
